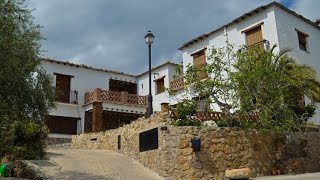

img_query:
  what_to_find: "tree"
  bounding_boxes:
[0,0,55,159]
[233,45,320,130]
[176,43,320,131]
[182,43,239,126]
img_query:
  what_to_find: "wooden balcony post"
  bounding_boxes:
[94,88,102,101]
[92,101,103,132]
[121,91,128,104]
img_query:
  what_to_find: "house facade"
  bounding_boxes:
[41,59,180,139]
[43,1,320,140]
[173,1,320,123]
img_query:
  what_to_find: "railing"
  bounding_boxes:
[246,39,270,50]
[85,88,147,107]
[195,111,224,121]
[127,94,147,106]
[55,90,78,104]
[170,110,258,122]
[170,76,184,91]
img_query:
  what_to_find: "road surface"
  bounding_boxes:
[35,148,165,180]
[253,172,320,180]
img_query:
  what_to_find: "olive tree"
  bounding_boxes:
[0,0,55,159]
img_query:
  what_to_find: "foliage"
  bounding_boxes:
[172,42,320,131]
[173,99,197,120]
[0,0,55,159]
[182,43,239,126]
[233,45,320,131]
[0,119,49,159]
[289,104,316,122]
[172,117,201,126]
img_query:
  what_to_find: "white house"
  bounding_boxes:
[43,1,320,142]
[41,59,180,140]
[173,1,320,123]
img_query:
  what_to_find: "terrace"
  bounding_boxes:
[85,88,147,107]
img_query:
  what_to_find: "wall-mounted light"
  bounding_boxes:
[264,39,270,50]
[191,137,201,152]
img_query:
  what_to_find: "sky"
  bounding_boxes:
[26,0,320,75]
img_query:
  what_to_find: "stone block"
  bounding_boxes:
[181,148,193,156]
[225,167,252,179]
[178,140,190,149]
[176,155,187,164]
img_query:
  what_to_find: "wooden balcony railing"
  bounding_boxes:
[170,76,184,91]
[85,88,147,107]
[246,39,270,50]
[55,90,78,104]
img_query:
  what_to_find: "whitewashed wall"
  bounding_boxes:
[137,63,179,112]
[182,6,280,74]
[41,60,136,133]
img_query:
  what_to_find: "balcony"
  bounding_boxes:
[170,76,184,91]
[85,88,147,107]
[246,39,270,50]
[55,90,78,104]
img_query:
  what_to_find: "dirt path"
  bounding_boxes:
[40,148,165,180]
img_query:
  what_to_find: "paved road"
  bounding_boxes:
[253,172,320,180]
[35,148,165,180]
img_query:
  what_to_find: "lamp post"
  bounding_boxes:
[144,30,155,118]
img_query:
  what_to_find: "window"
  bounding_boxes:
[296,30,308,51]
[154,77,165,94]
[192,96,208,111]
[192,49,207,79]
[244,24,263,48]
[109,79,137,94]
[54,73,73,103]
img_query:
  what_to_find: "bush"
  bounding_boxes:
[0,120,49,160]
[172,118,201,126]
[216,120,228,127]
[174,99,197,120]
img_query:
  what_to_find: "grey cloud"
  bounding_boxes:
[291,0,320,22]
[28,0,293,74]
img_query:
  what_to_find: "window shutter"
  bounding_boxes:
[192,50,207,79]
[55,74,72,103]
[246,26,263,47]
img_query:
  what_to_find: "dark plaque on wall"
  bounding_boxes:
[139,128,158,152]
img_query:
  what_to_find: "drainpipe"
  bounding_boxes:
[224,26,229,43]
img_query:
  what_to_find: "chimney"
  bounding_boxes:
[316,19,320,26]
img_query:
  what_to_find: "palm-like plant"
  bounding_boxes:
[233,45,320,129]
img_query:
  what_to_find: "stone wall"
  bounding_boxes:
[72,112,320,179]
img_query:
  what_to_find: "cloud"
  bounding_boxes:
[291,0,320,21]
[27,0,302,74]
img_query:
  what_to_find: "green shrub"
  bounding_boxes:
[172,119,201,126]
[174,99,197,120]
[215,120,228,127]
[0,120,49,160]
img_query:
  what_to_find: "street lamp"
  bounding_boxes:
[144,30,155,118]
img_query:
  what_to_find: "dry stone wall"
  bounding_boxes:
[72,112,320,179]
